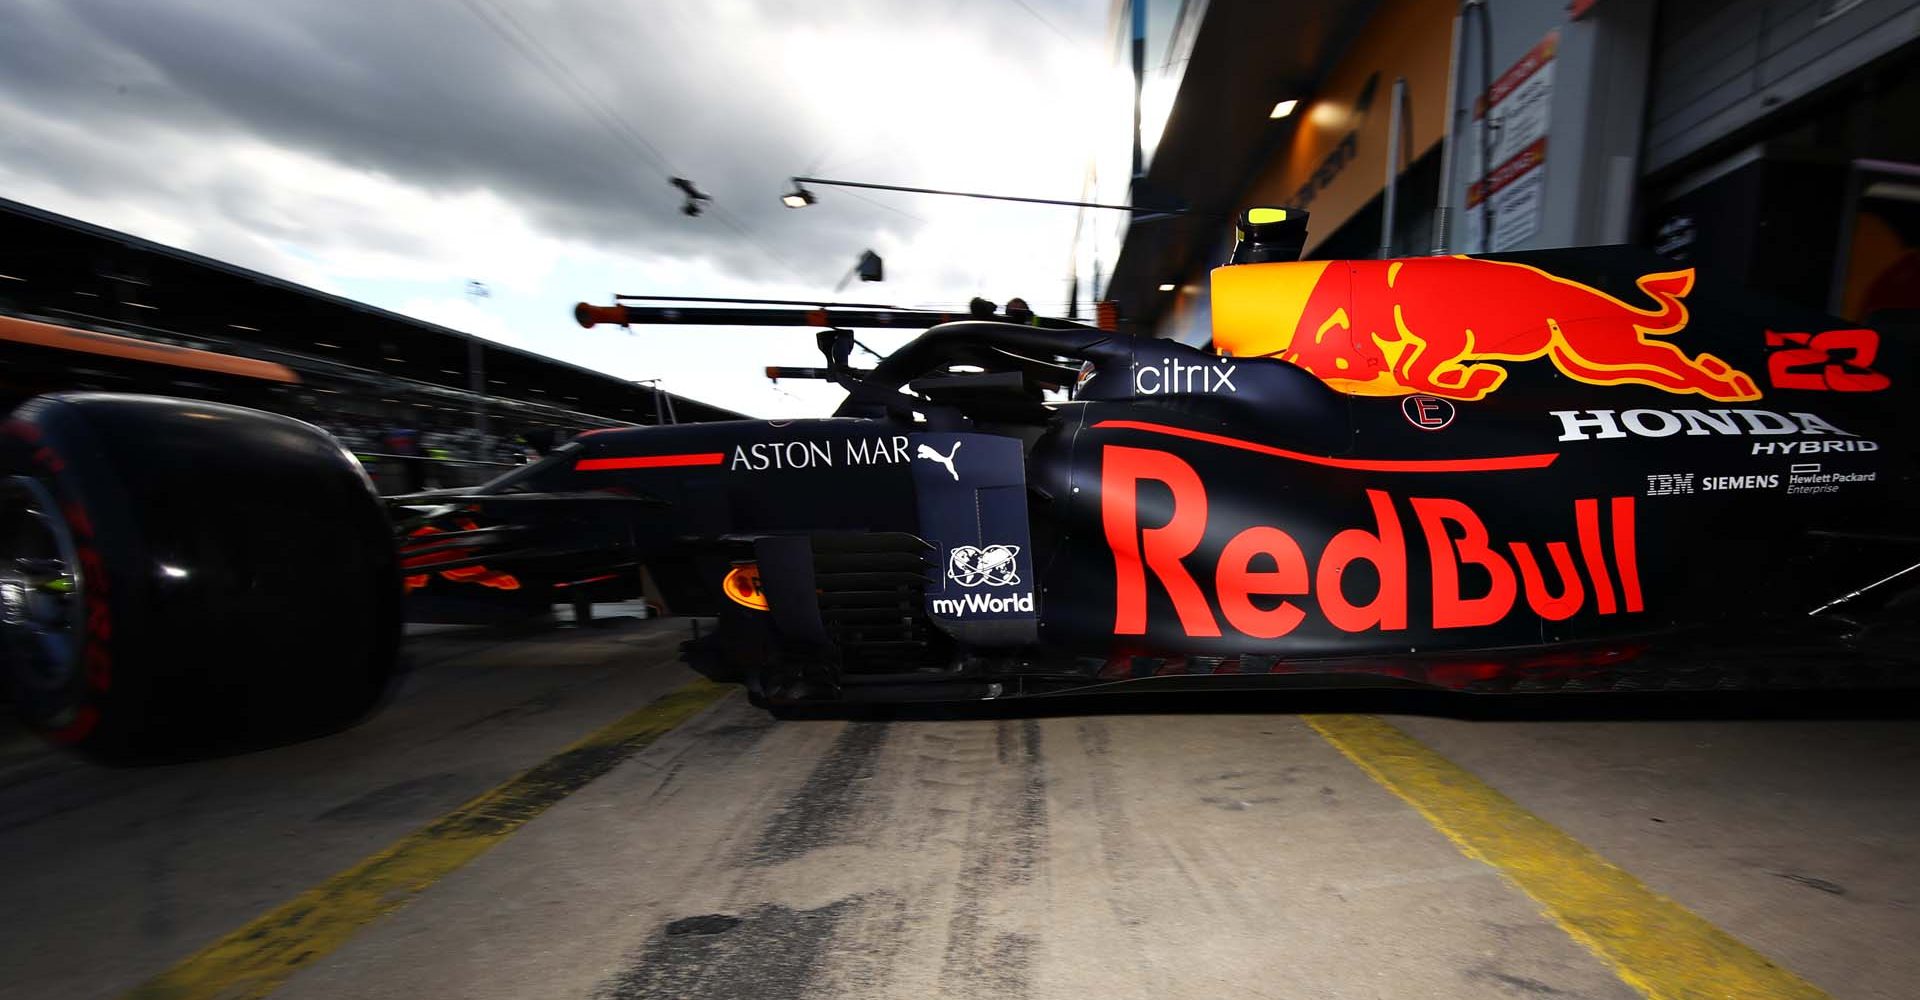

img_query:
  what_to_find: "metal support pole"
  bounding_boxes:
[1380,77,1406,260]
[788,177,1188,215]
[636,378,667,426]
[1130,0,1147,180]
[1431,12,1466,254]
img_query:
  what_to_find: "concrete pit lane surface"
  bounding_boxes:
[2,610,1918,1000]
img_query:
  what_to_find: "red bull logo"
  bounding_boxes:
[1100,445,1642,639]
[1211,256,1760,402]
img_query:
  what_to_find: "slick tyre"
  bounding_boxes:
[1,394,402,760]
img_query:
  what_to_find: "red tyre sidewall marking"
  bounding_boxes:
[22,436,112,744]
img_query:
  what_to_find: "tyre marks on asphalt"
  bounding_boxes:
[583,707,1657,1000]
[1010,720,1049,871]
[589,707,1681,1000]
[313,771,476,823]
[936,719,1046,999]
[1052,714,1247,997]
[592,716,1053,1000]
[641,715,784,807]
[1069,718,1154,934]
[590,718,901,1000]
[748,722,890,865]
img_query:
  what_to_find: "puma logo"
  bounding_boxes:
[915,441,961,481]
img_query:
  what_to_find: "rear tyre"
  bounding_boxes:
[1,393,402,760]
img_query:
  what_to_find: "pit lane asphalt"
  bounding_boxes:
[2,612,1918,1000]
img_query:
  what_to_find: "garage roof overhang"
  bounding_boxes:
[1108,0,1380,334]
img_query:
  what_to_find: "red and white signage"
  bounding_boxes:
[1464,31,1557,253]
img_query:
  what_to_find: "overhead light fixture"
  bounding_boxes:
[1158,283,1177,292]
[1269,99,1298,119]
[1864,181,1920,204]
[781,181,816,209]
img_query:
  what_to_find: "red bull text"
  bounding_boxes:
[1101,445,1642,639]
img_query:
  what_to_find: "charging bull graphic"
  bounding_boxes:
[1211,256,1761,402]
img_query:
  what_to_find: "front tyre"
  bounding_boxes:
[1,393,402,760]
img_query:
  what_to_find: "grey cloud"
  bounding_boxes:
[0,0,1104,284]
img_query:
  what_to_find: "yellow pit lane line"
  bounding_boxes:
[126,678,734,1000]
[1306,714,1830,1000]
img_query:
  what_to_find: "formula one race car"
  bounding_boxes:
[5,209,1916,756]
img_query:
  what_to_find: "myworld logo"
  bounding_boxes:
[931,591,1035,617]
[947,545,1020,587]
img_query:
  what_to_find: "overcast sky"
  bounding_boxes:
[0,0,1121,416]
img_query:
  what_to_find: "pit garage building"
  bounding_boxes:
[1090,0,1920,342]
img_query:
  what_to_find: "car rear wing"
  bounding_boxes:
[573,295,1096,332]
